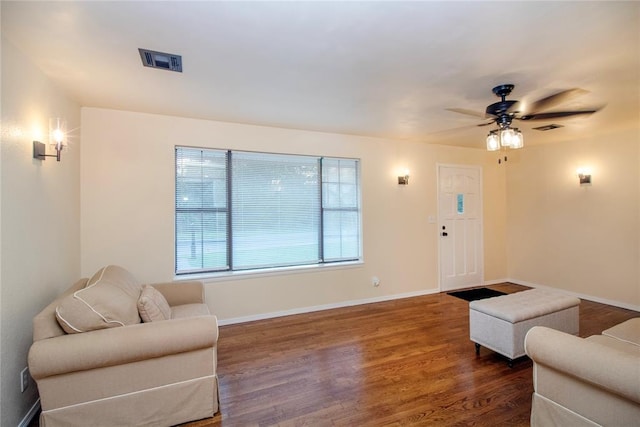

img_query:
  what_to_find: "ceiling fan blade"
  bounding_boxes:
[525,88,589,114]
[428,122,492,136]
[446,108,488,119]
[476,121,494,127]
[517,109,600,121]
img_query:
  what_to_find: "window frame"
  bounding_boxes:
[175,146,362,276]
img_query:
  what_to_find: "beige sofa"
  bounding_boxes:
[28,265,220,427]
[525,318,640,426]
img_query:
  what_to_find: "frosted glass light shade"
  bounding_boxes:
[486,132,500,151]
[500,128,515,147]
[511,130,524,149]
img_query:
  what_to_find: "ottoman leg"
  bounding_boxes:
[475,343,480,355]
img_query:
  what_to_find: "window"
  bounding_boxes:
[175,148,228,273]
[457,193,464,214]
[175,147,361,274]
[322,158,360,262]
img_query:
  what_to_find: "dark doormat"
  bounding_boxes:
[447,287,506,302]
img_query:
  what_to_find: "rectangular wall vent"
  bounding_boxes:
[138,48,182,72]
[532,124,564,131]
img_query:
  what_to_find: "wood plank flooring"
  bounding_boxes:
[182,283,638,426]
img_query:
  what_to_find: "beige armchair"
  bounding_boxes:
[525,320,640,426]
[28,266,219,427]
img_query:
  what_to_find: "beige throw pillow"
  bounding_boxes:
[138,284,172,322]
[55,265,142,334]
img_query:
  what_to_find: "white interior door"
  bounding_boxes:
[438,164,483,291]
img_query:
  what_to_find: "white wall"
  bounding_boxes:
[0,38,81,426]
[80,108,507,321]
[506,129,640,309]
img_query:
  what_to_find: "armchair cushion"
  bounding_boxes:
[171,303,211,319]
[602,318,640,346]
[138,284,171,322]
[55,265,142,334]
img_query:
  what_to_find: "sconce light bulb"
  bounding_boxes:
[49,117,67,150]
[577,167,592,185]
[52,128,64,144]
[576,167,591,176]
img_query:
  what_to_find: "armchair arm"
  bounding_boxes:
[525,326,640,403]
[29,315,218,380]
[151,281,204,306]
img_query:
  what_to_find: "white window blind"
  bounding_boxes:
[175,148,228,273]
[232,152,321,270]
[175,147,361,274]
[322,158,361,261]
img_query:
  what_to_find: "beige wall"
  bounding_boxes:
[0,39,81,426]
[506,129,640,309]
[80,108,507,321]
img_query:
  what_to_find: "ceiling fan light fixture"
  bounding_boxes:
[449,84,598,153]
[487,126,523,152]
[486,131,500,151]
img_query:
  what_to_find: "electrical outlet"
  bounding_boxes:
[372,276,380,287]
[20,367,29,393]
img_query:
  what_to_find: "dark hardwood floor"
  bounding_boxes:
[182,283,637,426]
[29,283,637,426]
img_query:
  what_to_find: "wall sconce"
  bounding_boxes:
[577,167,592,185]
[398,170,410,185]
[33,118,67,162]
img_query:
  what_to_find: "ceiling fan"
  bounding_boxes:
[447,84,603,151]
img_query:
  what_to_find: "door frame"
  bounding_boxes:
[436,163,485,291]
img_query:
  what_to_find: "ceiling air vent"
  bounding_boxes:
[138,48,182,72]
[532,124,564,131]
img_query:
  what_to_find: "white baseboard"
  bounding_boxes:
[483,278,509,286]
[218,279,639,326]
[507,278,640,313]
[218,288,440,326]
[18,398,40,427]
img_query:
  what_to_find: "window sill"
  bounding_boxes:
[173,260,364,283]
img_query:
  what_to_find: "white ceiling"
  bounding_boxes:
[3,1,639,149]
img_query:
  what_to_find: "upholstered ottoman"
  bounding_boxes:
[469,289,580,366]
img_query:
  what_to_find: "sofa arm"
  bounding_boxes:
[525,326,640,404]
[29,315,218,380]
[151,281,204,306]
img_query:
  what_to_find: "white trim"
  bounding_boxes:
[218,288,440,325]
[18,398,40,427]
[483,278,509,286]
[175,260,364,283]
[217,278,639,326]
[507,278,640,313]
